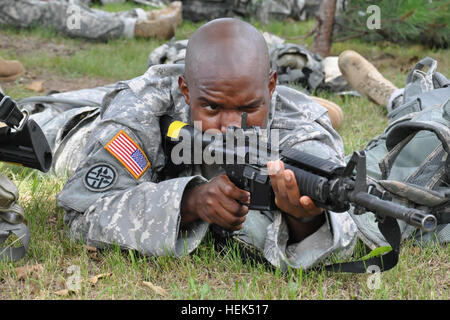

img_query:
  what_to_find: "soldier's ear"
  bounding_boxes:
[178,75,190,105]
[268,70,277,97]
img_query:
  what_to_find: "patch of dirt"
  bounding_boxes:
[31,73,111,93]
[0,31,111,93]
[0,33,88,57]
[2,71,112,94]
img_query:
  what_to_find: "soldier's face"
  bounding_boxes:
[179,70,277,133]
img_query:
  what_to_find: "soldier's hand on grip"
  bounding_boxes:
[181,174,250,231]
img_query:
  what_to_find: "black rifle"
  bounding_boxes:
[160,114,438,272]
[0,93,52,172]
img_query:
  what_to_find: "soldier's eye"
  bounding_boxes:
[241,106,259,112]
[204,105,218,111]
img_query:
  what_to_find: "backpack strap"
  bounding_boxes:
[433,72,450,88]
[379,120,450,180]
[406,57,437,85]
[385,119,450,158]
[381,98,450,182]
[0,221,30,262]
[0,174,30,261]
[387,87,450,121]
[386,56,448,121]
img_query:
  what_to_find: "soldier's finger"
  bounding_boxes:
[238,204,249,217]
[207,207,233,229]
[217,195,243,216]
[219,178,250,204]
[284,170,301,206]
[198,207,214,225]
[272,160,288,201]
[268,160,283,195]
[299,196,323,215]
[216,206,246,230]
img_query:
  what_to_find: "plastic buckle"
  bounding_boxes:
[14,109,29,132]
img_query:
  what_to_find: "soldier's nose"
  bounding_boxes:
[219,112,242,133]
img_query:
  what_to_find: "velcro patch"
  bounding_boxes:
[84,163,117,191]
[105,130,150,179]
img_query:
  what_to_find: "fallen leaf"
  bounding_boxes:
[15,264,44,281]
[85,245,98,252]
[26,80,45,93]
[88,252,101,262]
[143,281,168,297]
[54,288,80,297]
[86,245,101,261]
[88,272,113,285]
[54,289,70,297]
[48,216,57,225]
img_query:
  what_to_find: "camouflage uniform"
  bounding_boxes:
[178,0,347,23]
[178,0,301,23]
[23,64,357,271]
[0,0,143,40]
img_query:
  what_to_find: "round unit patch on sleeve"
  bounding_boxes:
[84,163,118,192]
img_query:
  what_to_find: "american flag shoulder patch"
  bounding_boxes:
[105,130,151,179]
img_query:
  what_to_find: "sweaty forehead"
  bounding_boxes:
[185,19,270,84]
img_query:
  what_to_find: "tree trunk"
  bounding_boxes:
[312,0,337,58]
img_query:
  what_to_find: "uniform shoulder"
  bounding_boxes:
[271,85,327,127]
[102,64,187,118]
[125,64,185,97]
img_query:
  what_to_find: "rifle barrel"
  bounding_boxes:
[351,192,437,232]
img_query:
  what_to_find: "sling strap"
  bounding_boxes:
[0,221,30,262]
[324,216,401,273]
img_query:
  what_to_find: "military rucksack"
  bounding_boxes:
[319,57,449,274]
[350,57,450,250]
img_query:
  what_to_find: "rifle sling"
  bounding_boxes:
[323,216,401,273]
[0,92,23,128]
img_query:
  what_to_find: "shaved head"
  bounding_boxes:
[185,18,271,84]
[178,18,277,132]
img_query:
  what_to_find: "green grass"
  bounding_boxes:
[1,175,447,299]
[91,1,162,12]
[0,7,449,300]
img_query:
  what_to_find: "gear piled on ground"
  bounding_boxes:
[134,1,182,39]
[178,0,347,24]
